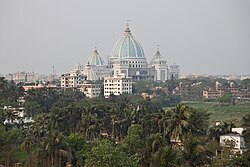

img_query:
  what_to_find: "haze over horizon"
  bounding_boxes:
[0,0,250,76]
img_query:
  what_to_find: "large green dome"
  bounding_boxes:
[110,24,145,59]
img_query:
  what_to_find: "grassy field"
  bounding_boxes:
[182,101,250,126]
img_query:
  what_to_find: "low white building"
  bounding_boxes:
[3,106,34,125]
[220,133,247,154]
[78,80,101,98]
[232,128,244,135]
[104,74,132,98]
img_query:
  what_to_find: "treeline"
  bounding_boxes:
[0,77,250,166]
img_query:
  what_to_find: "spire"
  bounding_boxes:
[94,43,99,55]
[155,45,161,58]
[94,43,97,51]
[126,19,130,29]
[124,20,132,36]
[157,45,160,52]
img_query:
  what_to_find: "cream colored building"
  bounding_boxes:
[104,74,132,98]
[78,80,101,98]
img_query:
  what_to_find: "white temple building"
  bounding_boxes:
[61,23,180,96]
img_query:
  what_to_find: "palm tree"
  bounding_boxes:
[20,130,35,167]
[167,104,190,145]
[110,106,117,140]
[242,114,250,128]
[159,147,180,167]
[42,130,69,167]
[3,107,18,130]
[208,122,236,141]
[141,133,179,167]
[0,77,8,97]
[76,104,101,142]
[181,136,214,167]
[158,109,171,139]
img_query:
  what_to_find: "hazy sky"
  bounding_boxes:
[0,0,250,75]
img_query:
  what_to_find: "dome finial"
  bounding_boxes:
[94,43,97,50]
[126,19,130,28]
[124,19,131,34]
[157,44,160,52]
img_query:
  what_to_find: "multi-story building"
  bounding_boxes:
[203,88,224,99]
[5,72,37,82]
[104,74,132,98]
[78,80,101,98]
[203,81,250,102]
[168,64,180,80]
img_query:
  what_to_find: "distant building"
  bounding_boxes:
[231,128,244,135]
[22,83,57,91]
[220,133,247,154]
[4,71,58,83]
[78,80,101,98]
[202,81,250,102]
[173,82,203,100]
[203,88,223,99]
[61,23,180,84]
[104,74,132,98]
[5,72,36,82]
[22,84,45,91]
[61,68,101,98]
[2,99,34,125]
[60,23,181,97]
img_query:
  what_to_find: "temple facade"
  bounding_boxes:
[61,24,180,95]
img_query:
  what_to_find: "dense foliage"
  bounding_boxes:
[0,77,250,167]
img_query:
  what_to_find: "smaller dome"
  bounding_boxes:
[87,48,105,66]
[150,47,167,65]
[82,63,97,81]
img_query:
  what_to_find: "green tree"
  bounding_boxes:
[0,77,8,98]
[216,92,232,104]
[188,109,210,136]
[141,133,179,167]
[41,130,69,167]
[181,136,213,167]
[0,125,20,165]
[167,104,190,144]
[121,124,144,164]
[242,114,250,146]
[86,139,134,167]
[67,133,90,167]
[20,129,36,167]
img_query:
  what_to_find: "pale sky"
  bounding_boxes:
[0,0,249,76]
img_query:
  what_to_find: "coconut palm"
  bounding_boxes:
[242,114,250,128]
[142,133,179,167]
[20,130,35,167]
[167,104,190,145]
[158,109,171,139]
[0,77,7,94]
[42,130,69,167]
[181,136,214,167]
